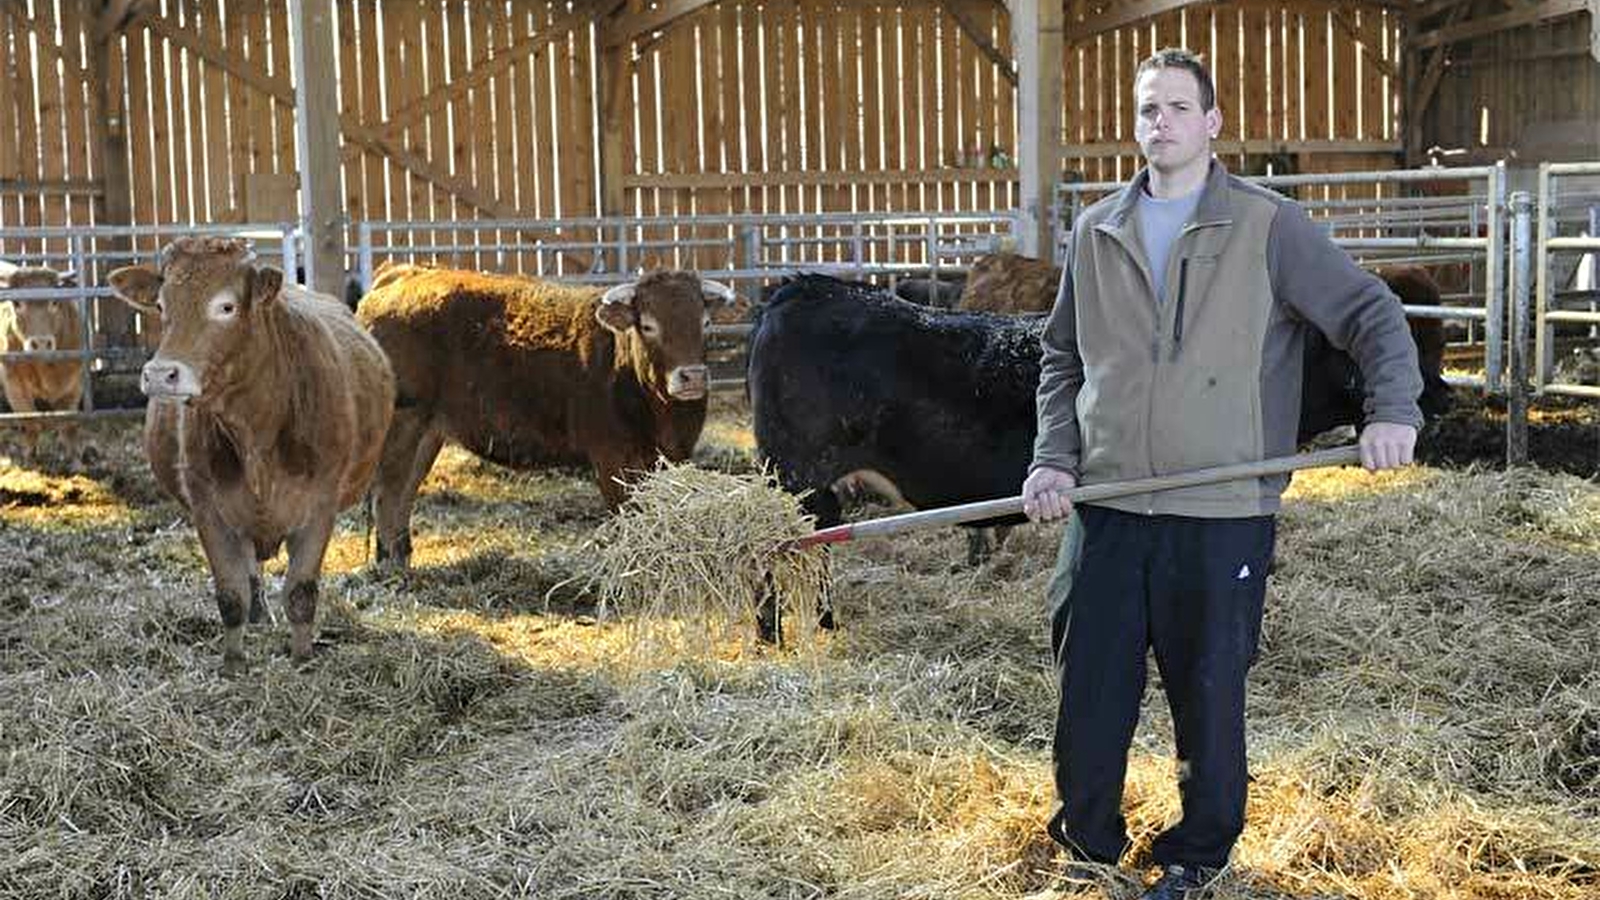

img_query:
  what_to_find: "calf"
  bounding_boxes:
[109,238,395,673]
[0,266,83,415]
[356,265,735,567]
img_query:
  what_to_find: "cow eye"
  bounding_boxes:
[639,321,660,336]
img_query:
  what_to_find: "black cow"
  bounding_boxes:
[747,273,1452,640]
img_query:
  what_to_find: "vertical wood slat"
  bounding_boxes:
[861,2,883,220]
[718,2,742,218]
[359,0,388,240]
[696,13,723,269]
[13,5,42,239]
[472,0,497,262]
[0,11,16,244]
[435,0,460,257]
[1332,9,1357,143]
[335,0,360,224]
[914,0,934,218]
[1303,8,1329,142]
[125,25,152,251]
[172,0,200,226]
[1243,9,1269,143]
[35,0,66,235]
[59,0,90,229]
[201,0,233,222]
[488,1,517,255]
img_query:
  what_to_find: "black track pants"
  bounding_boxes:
[1046,504,1277,870]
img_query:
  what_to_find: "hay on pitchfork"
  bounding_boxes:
[578,462,830,650]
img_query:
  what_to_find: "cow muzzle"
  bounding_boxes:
[666,364,710,400]
[22,336,57,354]
[140,358,203,400]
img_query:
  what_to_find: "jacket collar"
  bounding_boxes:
[1101,158,1234,232]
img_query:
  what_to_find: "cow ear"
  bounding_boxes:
[595,283,637,334]
[251,265,285,306]
[107,265,162,313]
[595,299,637,334]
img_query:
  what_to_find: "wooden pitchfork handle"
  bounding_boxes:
[790,445,1363,550]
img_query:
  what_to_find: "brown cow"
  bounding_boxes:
[108,238,395,674]
[0,265,84,415]
[956,252,1062,314]
[356,265,733,567]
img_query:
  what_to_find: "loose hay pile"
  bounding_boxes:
[579,462,829,650]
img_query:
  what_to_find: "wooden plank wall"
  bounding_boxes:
[1420,12,1600,161]
[0,0,1409,277]
[1062,1,1403,218]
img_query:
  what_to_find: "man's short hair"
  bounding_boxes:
[1135,48,1216,111]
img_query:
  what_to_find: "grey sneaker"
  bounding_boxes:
[1138,864,1221,899]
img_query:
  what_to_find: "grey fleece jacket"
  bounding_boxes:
[1031,160,1424,517]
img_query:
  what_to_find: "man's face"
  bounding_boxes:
[1133,67,1221,175]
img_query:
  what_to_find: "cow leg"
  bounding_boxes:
[283,511,337,661]
[589,450,646,510]
[374,409,443,568]
[758,487,841,643]
[246,568,268,625]
[191,507,255,675]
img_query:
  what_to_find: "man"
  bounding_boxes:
[1021,49,1421,900]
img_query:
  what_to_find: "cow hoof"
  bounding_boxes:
[817,609,836,631]
[220,654,249,678]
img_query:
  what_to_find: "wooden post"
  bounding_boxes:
[90,3,133,347]
[1011,0,1062,260]
[288,0,345,297]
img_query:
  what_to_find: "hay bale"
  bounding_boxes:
[578,462,828,650]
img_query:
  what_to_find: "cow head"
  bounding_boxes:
[0,267,79,355]
[108,237,284,403]
[594,270,736,401]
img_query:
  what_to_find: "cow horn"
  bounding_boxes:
[700,278,737,305]
[600,282,637,305]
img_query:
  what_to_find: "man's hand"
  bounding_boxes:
[1023,466,1078,522]
[1359,422,1418,472]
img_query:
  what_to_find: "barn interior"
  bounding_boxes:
[2,2,1600,898]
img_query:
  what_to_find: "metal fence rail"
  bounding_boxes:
[1055,165,1508,394]
[1534,161,1600,400]
[352,211,1021,300]
[0,223,300,422]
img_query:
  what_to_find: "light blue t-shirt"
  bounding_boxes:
[1136,186,1203,304]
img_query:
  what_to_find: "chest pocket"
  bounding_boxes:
[1172,253,1220,351]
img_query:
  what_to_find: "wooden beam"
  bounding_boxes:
[94,0,142,41]
[944,0,1017,86]
[622,168,1023,189]
[1333,10,1399,79]
[603,0,721,48]
[1409,0,1588,49]
[1407,0,1473,154]
[1014,0,1063,259]
[288,0,343,295]
[1407,0,1476,23]
[1066,0,1206,42]
[136,9,520,219]
[374,1,605,141]
[0,179,103,194]
[1060,138,1404,158]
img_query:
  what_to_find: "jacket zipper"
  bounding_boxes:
[1170,257,1189,361]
